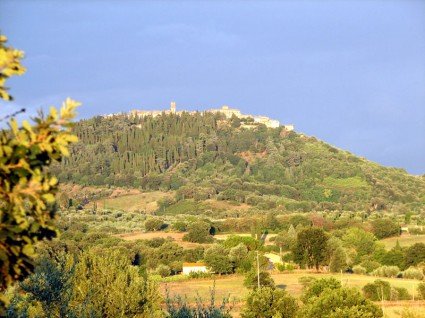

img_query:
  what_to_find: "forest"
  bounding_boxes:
[52,113,425,214]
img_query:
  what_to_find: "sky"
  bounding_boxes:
[1,1,424,174]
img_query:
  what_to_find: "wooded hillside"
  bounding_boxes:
[53,112,425,213]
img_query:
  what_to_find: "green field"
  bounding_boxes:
[93,191,173,213]
[380,234,425,249]
[162,271,425,318]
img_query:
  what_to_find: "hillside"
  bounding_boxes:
[53,112,425,214]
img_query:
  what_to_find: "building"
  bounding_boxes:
[104,102,294,130]
[208,105,243,118]
[283,124,294,131]
[182,262,208,275]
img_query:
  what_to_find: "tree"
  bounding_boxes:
[240,287,298,318]
[274,225,297,252]
[380,244,405,269]
[204,245,233,274]
[156,264,171,278]
[145,218,165,231]
[70,249,163,317]
[16,254,75,317]
[300,278,341,303]
[326,237,347,273]
[405,243,425,268]
[371,219,400,239]
[293,227,328,270]
[0,33,78,311]
[341,228,377,262]
[243,270,275,290]
[300,287,383,318]
[183,221,213,243]
[362,279,391,301]
[7,249,163,317]
[228,243,248,270]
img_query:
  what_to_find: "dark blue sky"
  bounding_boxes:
[1,1,424,174]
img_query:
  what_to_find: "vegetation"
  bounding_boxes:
[0,34,78,312]
[52,112,425,215]
[241,287,298,318]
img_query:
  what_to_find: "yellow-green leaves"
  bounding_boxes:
[0,99,79,301]
[0,33,79,314]
[0,34,26,101]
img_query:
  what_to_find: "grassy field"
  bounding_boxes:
[93,191,174,213]
[161,271,425,318]
[115,231,212,248]
[380,234,425,249]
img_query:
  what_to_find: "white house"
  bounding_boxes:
[182,262,208,275]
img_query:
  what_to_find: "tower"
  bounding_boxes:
[170,101,176,113]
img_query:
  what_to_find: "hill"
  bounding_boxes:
[52,111,425,214]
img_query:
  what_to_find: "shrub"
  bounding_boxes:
[402,267,424,280]
[397,308,425,318]
[405,243,425,267]
[371,265,400,278]
[172,221,187,232]
[300,277,341,303]
[183,221,214,243]
[360,260,381,273]
[352,265,367,275]
[300,287,383,318]
[165,283,232,318]
[240,287,298,318]
[145,218,165,231]
[244,270,275,290]
[298,276,317,288]
[363,280,391,301]
[277,263,296,272]
[156,264,171,278]
[371,219,400,239]
[392,287,411,300]
[188,271,213,279]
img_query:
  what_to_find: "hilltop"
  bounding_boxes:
[53,107,425,214]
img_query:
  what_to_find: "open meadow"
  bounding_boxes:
[161,271,425,318]
[380,234,425,249]
[93,191,174,213]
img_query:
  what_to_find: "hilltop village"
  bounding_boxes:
[105,102,294,130]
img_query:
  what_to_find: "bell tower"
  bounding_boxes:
[170,101,176,113]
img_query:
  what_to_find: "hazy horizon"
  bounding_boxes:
[1,1,424,174]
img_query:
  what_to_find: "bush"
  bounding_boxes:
[276,263,296,272]
[392,287,411,300]
[360,260,381,273]
[298,276,317,288]
[183,221,214,243]
[300,287,383,318]
[363,280,391,301]
[165,284,232,318]
[156,264,171,278]
[188,271,213,279]
[240,287,298,318]
[371,265,400,278]
[244,270,275,290]
[402,267,424,280]
[145,218,165,231]
[371,219,400,239]
[352,265,367,275]
[300,277,341,303]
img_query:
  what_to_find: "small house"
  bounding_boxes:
[182,262,208,275]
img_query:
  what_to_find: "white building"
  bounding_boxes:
[182,262,208,275]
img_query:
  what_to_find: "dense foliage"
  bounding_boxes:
[0,34,78,312]
[53,113,425,213]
